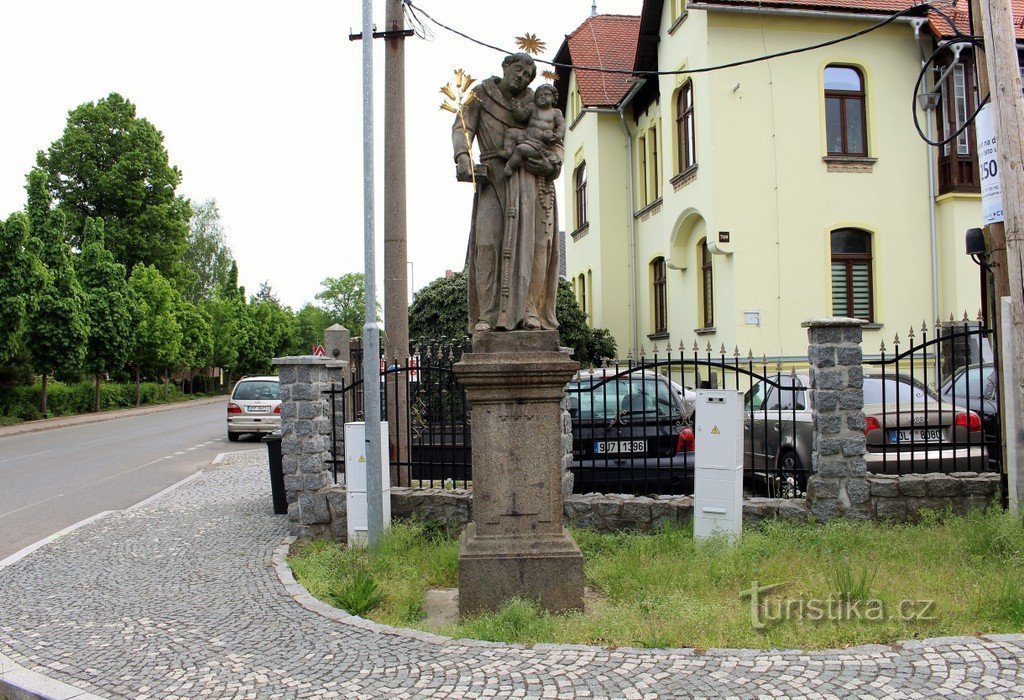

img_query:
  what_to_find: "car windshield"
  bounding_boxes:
[567,378,678,420]
[233,381,280,400]
[863,377,936,405]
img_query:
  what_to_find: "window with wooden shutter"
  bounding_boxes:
[830,228,873,322]
[651,257,667,334]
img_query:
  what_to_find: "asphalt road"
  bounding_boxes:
[0,398,263,560]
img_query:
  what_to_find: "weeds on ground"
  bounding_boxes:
[289,509,1024,649]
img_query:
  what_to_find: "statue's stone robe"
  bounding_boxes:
[453,78,561,334]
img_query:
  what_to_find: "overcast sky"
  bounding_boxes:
[0,0,642,311]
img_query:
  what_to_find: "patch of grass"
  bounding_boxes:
[328,568,384,615]
[288,510,1024,649]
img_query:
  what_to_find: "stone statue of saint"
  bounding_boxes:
[452,53,562,335]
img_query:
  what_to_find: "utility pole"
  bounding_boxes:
[384,0,410,482]
[976,0,1024,491]
[360,0,385,548]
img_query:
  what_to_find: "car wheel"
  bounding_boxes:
[771,450,806,498]
[228,432,240,442]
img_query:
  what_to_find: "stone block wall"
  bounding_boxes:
[866,472,1000,521]
[802,317,869,522]
[273,354,349,539]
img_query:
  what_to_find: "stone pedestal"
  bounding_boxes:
[453,331,584,615]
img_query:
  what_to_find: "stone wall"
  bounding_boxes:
[301,477,1000,542]
[803,317,870,522]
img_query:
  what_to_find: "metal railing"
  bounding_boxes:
[864,317,1000,475]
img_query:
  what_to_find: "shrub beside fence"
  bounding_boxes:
[0,381,188,421]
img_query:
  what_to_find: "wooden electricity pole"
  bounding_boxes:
[976,0,1024,484]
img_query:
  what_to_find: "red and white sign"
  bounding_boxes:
[312,345,325,356]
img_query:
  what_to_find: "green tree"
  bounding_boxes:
[0,212,42,365]
[37,93,190,281]
[127,264,182,404]
[24,169,89,414]
[175,299,214,392]
[293,303,334,355]
[235,295,297,375]
[182,198,232,303]
[205,294,243,386]
[76,218,134,411]
[315,273,370,337]
[409,271,616,365]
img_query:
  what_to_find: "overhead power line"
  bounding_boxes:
[403,0,961,76]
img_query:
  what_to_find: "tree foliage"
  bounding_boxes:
[24,170,90,411]
[76,218,134,379]
[315,273,369,337]
[409,271,616,365]
[0,213,41,364]
[127,264,183,378]
[182,198,232,303]
[175,299,214,370]
[36,93,190,281]
[294,304,335,355]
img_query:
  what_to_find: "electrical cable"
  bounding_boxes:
[404,0,938,76]
[911,37,990,148]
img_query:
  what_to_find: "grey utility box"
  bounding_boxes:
[694,389,744,541]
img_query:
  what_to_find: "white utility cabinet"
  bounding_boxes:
[694,389,744,541]
[344,421,392,546]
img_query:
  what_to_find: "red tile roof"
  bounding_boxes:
[694,0,1024,40]
[563,14,642,107]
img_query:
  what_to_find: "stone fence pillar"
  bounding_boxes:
[272,355,333,538]
[803,317,869,521]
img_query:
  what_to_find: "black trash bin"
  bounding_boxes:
[263,430,287,515]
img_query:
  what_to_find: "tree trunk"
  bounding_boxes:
[94,373,101,413]
[40,373,48,415]
[135,366,141,407]
[164,369,169,402]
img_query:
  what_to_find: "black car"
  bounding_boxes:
[567,370,694,496]
[939,362,1000,469]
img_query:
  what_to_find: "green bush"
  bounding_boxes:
[0,380,186,420]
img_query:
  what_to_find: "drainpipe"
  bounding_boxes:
[913,19,941,322]
[616,80,646,357]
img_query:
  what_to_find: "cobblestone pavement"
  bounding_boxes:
[2,452,1023,699]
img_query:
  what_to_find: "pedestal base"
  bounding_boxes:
[458,523,584,615]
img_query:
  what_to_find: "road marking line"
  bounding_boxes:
[174,451,185,455]
[0,493,66,520]
[0,448,53,465]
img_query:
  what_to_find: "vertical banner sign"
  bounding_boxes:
[975,104,1005,225]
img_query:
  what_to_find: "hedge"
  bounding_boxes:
[0,381,187,421]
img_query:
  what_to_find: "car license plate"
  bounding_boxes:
[594,440,647,454]
[248,405,271,413]
[889,428,943,443]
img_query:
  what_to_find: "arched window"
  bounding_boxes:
[651,257,667,335]
[676,81,695,172]
[824,65,867,156]
[699,239,714,329]
[574,162,588,229]
[830,228,873,321]
[578,273,587,317]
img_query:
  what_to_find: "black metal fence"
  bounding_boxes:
[863,318,1000,475]
[569,344,810,498]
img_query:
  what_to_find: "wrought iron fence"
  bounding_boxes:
[863,316,1000,475]
[570,343,810,498]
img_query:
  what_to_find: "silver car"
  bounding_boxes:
[227,376,281,441]
[743,372,988,496]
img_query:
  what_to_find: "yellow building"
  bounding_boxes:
[556,0,987,360]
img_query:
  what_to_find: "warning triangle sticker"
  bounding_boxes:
[711,426,721,435]
[358,456,366,462]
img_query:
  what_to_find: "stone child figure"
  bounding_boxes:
[503,84,565,177]
[452,53,562,335]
